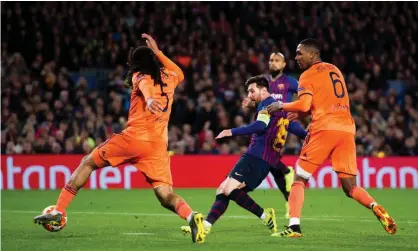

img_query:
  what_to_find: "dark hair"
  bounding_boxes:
[270,52,285,60]
[299,38,321,55]
[245,75,269,90]
[125,46,166,88]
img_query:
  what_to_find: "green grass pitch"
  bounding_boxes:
[1,189,417,251]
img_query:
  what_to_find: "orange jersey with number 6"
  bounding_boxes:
[123,70,181,143]
[297,62,355,135]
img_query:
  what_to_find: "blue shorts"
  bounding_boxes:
[229,154,271,191]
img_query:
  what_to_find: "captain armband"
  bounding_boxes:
[256,110,271,126]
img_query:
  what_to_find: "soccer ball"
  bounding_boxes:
[41,205,67,232]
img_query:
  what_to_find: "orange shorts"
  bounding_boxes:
[91,133,172,187]
[297,130,357,179]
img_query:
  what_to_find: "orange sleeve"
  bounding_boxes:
[297,73,313,97]
[156,51,185,83]
[283,94,312,112]
[134,76,153,100]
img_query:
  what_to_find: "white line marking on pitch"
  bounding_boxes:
[3,210,417,224]
[123,232,155,236]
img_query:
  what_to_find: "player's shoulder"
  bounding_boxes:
[258,97,275,110]
[300,62,339,80]
[161,69,180,86]
[285,74,298,83]
[310,62,340,74]
[285,75,299,89]
[133,72,152,83]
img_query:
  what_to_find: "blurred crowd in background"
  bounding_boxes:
[2,2,418,156]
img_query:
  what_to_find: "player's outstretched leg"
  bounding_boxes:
[33,154,99,226]
[224,178,277,233]
[341,176,397,234]
[154,186,206,243]
[272,177,305,238]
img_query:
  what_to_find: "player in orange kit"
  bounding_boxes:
[267,38,397,237]
[33,34,206,244]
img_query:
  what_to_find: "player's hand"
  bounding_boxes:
[267,101,283,113]
[287,111,310,121]
[287,112,299,121]
[141,34,159,54]
[242,97,252,108]
[146,97,163,114]
[215,129,232,139]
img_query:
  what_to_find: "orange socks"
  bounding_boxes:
[55,184,78,213]
[288,181,305,225]
[349,186,376,209]
[175,200,193,221]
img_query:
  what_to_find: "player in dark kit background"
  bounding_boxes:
[242,52,307,218]
[181,75,307,236]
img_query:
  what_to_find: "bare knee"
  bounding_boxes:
[71,154,97,176]
[82,154,97,168]
[66,154,98,188]
[294,175,309,184]
[222,188,232,197]
[216,187,224,195]
[222,180,245,196]
[216,180,227,195]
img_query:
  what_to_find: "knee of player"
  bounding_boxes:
[223,185,240,196]
[216,187,224,195]
[81,154,90,163]
[223,184,245,196]
[222,188,232,197]
[82,154,97,168]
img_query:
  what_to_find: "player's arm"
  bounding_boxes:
[283,75,313,112]
[267,75,313,113]
[155,51,185,83]
[141,33,184,83]
[136,77,153,100]
[282,94,312,112]
[287,121,307,139]
[231,109,270,136]
[136,77,162,113]
[267,94,312,114]
[216,110,270,139]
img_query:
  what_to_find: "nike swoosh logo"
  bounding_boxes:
[235,172,243,176]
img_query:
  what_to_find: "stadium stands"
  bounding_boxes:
[1,2,417,156]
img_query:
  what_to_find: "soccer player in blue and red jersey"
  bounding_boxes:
[182,75,307,236]
[242,52,306,218]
